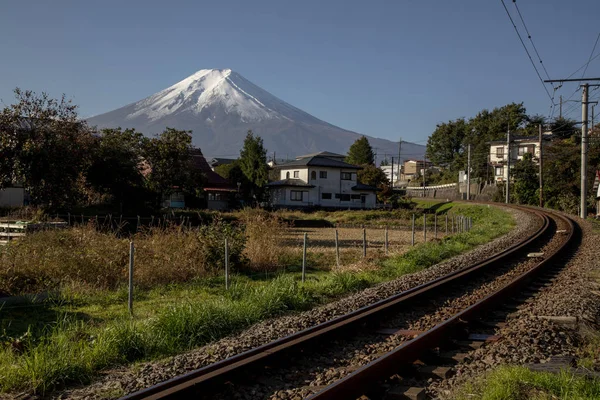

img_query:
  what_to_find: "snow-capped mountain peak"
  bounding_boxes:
[87,69,425,161]
[126,68,282,123]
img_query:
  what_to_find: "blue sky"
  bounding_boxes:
[1,0,599,144]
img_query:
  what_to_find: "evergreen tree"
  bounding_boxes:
[346,136,375,166]
[512,152,538,205]
[239,130,268,198]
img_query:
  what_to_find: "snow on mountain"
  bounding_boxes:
[87,69,426,162]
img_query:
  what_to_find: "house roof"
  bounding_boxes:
[274,156,362,170]
[190,149,235,189]
[209,157,237,167]
[488,135,551,144]
[352,183,380,191]
[266,179,315,188]
[296,151,346,160]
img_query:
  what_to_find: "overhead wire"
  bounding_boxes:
[500,0,554,103]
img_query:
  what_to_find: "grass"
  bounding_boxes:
[0,202,514,395]
[453,366,600,400]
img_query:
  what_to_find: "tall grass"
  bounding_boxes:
[0,219,245,295]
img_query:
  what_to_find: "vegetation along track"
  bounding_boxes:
[119,206,576,400]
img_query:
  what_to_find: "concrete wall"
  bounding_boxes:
[0,187,25,207]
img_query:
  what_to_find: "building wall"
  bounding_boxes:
[273,166,376,208]
[0,187,25,208]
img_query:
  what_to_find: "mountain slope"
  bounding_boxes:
[87,69,425,161]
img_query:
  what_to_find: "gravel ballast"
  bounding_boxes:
[431,215,600,399]
[57,207,538,400]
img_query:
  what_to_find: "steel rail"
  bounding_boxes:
[120,207,551,400]
[306,210,575,400]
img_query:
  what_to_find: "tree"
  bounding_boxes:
[549,117,578,140]
[380,157,390,166]
[214,160,253,201]
[357,164,389,202]
[425,118,468,171]
[85,128,147,212]
[346,136,375,166]
[142,128,203,206]
[0,88,93,208]
[239,130,268,199]
[512,152,538,205]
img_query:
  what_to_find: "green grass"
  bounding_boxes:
[453,366,600,400]
[0,203,514,395]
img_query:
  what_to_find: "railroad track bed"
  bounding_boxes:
[199,210,572,400]
[432,215,600,399]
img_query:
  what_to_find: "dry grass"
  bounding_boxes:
[237,209,290,272]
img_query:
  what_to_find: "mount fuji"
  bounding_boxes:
[87,69,425,161]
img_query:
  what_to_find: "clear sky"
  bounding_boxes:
[1,0,599,144]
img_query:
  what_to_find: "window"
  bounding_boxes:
[340,194,351,201]
[286,171,290,179]
[496,147,504,158]
[518,146,527,156]
[293,171,300,178]
[321,193,332,200]
[335,193,341,199]
[341,172,352,180]
[311,171,317,180]
[290,191,303,201]
[495,167,504,176]
[351,194,361,200]
[207,193,222,201]
[319,171,327,179]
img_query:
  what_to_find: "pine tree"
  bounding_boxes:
[346,136,375,165]
[239,130,268,197]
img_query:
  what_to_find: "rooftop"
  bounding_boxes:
[275,155,362,170]
[295,151,346,160]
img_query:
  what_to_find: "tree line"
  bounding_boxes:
[425,102,600,212]
[0,89,269,213]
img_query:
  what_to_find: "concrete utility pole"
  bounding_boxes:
[506,124,511,204]
[390,157,394,189]
[539,124,544,208]
[466,144,471,201]
[397,138,402,185]
[581,83,589,219]
[422,156,426,197]
[559,95,563,118]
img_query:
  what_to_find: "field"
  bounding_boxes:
[0,201,514,395]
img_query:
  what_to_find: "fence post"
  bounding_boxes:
[128,241,134,316]
[302,233,307,283]
[68,212,71,225]
[411,214,415,246]
[225,238,229,290]
[451,215,455,234]
[434,213,437,239]
[137,215,141,232]
[423,214,427,242]
[81,214,84,225]
[335,229,340,269]
[445,214,448,234]
[384,226,388,255]
[362,228,367,258]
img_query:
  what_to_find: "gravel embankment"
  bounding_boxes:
[58,207,538,400]
[431,215,600,399]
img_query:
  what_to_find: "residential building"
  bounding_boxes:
[488,135,550,182]
[380,163,402,185]
[266,153,378,209]
[402,160,433,181]
[208,157,236,171]
[295,151,346,162]
[593,170,600,216]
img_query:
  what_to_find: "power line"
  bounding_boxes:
[582,32,600,79]
[500,0,554,103]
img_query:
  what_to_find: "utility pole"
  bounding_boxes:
[390,157,394,188]
[466,144,471,201]
[581,83,589,219]
[397,138,402,185]
[506,123,511,204]
[538,124,543,208]
[422,156,426,197]
[544,78,600,218]
[559,95,563,118]
[592,104,596,136]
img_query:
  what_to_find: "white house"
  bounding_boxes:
[489,135,551,182]
[266,152,379,209]
[593,170,600,216]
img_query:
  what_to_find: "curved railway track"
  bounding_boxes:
[120,206,577,400]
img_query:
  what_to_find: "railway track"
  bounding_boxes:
[120,206,576,400]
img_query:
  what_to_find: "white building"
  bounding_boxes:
[266,152,379,209]
[489,135,550,182]
[380,164,402,185]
